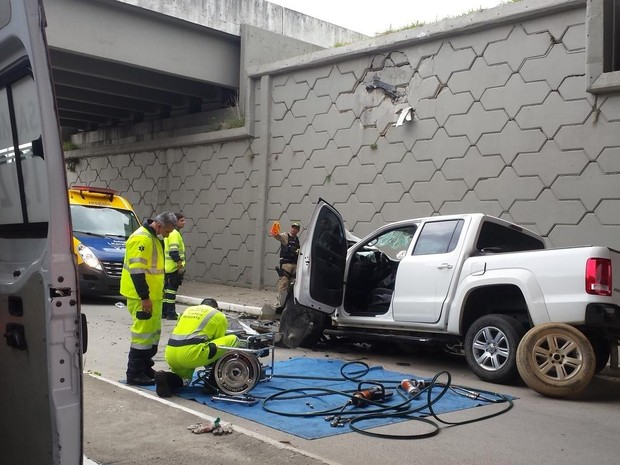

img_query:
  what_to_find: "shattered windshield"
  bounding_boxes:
[367,225,417,260]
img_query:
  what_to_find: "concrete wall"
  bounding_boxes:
[113,0,368,47]
[68,0,620,291]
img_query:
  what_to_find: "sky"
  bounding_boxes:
[268,0,507,36]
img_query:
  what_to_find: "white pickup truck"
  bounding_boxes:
[279,200,620,397]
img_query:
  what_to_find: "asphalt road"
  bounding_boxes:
[82,297,620,465]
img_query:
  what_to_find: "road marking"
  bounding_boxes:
[87,373,342,465]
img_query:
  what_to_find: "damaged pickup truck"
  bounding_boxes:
[279,199,620,398]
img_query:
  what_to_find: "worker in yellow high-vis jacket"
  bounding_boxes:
[163,212,186,320]
[154,304,238,397]
[120,211,177,386]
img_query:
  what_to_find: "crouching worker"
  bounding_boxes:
[154,304,238,397]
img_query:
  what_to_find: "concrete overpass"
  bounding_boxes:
[43,0,367,133]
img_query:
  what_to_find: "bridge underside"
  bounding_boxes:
[50,48,238,132]
[45,0,241,133]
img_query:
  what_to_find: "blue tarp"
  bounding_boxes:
[145,357,512,439]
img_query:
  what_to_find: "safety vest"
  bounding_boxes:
[280,233,300,264]
[167,305,224,347]
[120,226,165,299]
[164,228,186,273]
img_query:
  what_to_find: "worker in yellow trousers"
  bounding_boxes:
[154,304,238,397]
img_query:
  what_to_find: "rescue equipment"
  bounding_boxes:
[350,383,392,407]
[194,332,275,405]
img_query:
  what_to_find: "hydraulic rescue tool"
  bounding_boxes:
[400,379,427,396]
[350,383,393,406]
[195,332,275,405]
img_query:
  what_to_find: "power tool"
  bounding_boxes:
[350,383,392,406]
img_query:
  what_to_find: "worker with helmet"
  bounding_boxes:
[154,304,238,397]
[121,211,177,386]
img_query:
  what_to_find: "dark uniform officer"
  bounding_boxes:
[271,222,301,309]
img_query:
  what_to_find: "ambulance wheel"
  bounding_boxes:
[516,323,595,398]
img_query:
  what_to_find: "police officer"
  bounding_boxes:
[163,212,186,320]
[271,221,301,310]
[121,211,177,386]
[154,304,238,397]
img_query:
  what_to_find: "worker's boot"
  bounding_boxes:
[127,348,155,385]
[154,371,183,398]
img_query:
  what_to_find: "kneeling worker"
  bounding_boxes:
[155,304,238,397]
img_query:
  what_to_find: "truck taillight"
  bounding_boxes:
[585,258,612,296]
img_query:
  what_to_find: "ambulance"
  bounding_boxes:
[69,185,140,295]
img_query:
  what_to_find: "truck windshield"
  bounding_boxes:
[71,205,139,238]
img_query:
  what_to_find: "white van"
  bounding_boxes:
[0,1,84,463]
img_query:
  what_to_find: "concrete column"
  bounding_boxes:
[251,74,272,289]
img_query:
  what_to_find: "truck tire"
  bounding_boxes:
[588,335,610,373]
[278,300,328,349]
[516,323,595,398]
[464,314,524,384]
[299,310,330,348]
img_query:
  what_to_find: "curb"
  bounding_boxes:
[176,294,262,316]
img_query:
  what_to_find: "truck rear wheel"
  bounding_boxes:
[588,335,611,373]
[464,314,524,384]
[516,323,595,398]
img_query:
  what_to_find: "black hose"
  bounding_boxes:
[259,362,514,439]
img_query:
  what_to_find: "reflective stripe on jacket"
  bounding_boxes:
[120,226,165,299]
[164,228,186,273]
[167,305,226,347]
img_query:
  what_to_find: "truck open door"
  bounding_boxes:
[0,1,83,464]
[280,199,347,348]
[294,199,348,312]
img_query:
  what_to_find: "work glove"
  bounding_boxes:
[212,424,233,435]
[188,422,216,434]
[187,418,232,435]
[188,417,219,434]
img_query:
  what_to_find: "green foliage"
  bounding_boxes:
[375,21,425,36]
[219,94,245,130]
[375,1,520,36]
[63,141,78,151]
[370,143,378,150]
[223,117,245,129]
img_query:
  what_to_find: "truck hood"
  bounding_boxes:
[74,233,127,261]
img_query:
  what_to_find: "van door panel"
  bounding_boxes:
[0,1,83,464]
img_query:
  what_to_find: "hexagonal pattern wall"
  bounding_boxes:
[69,4,620,291]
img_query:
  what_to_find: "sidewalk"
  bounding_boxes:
[176,280,275,316]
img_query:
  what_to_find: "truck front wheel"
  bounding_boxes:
[279,300,329,349]
[464,314,524,384]
[516,323,595,398]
